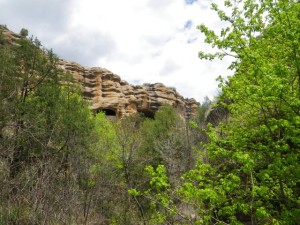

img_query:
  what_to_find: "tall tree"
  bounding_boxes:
[181,0,300,224]
[142,105,192,186]
[0,28,99,224]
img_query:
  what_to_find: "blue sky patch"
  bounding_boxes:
[187,37,197,44]
[184,20,193,30]
[185,0,198,5]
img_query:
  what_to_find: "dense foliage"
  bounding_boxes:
[0,28,100,224]
[0,32,195,224]
[181,0,300,224]
[0,0,299,224]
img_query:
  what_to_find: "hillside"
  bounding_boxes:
[0,0,299,223]
[1,25,199,120]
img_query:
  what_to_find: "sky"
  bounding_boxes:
[0,0,232,103]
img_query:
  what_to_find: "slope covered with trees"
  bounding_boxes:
[0,28,102,224]
[0,0,299,224]
[0,29,196,223]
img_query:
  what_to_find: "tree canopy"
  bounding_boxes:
[181,0,300,224]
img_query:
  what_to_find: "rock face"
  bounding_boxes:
[205,104,229,126]
[58,60,199,119]
[1,25,199,119]
[0,25,20,44]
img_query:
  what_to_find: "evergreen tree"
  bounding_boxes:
[0,28,99,224]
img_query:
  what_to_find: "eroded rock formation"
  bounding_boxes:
[0,25,20,44]
[1,25,200,119]
[58,60,199,119]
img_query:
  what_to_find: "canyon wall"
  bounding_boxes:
[58,60,199,119]
[1,25,199,119]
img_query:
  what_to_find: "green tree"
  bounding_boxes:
[129,165,177,225]
[138,105,197,224]
[112,114,147,224]
[0,28,99,224]
[142,105,192,186]
[86,113,149,225]
[181,0,300,224]
[19,28,28,38]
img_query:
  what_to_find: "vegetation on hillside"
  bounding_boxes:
[0,0,299,224]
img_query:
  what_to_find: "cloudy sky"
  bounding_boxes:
[0,0,232,102]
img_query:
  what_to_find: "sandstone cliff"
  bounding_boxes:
[1,25,199,119]
[58,60,199,119]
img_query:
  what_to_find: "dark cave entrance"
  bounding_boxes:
[102,109,117,116]
[139,110,155,119]
[96,108,117,116]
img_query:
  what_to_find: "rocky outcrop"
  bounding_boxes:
[205,105,229,126]
[58,60,199,119]
[0,25,20,44]
[1,25,199,119]
[205,98,231,126]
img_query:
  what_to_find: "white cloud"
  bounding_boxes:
[0,0,233,102]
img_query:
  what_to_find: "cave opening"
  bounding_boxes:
[96,108,116,116]
[139,110,155,119]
